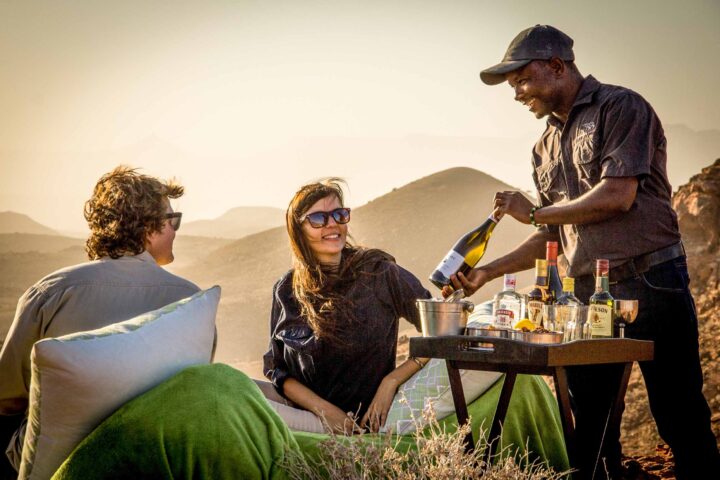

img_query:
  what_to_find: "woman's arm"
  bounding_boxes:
[283,378,363,434]
[359,357,428,432]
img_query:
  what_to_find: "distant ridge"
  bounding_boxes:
[0,212,58,235]
[182,206,285,239]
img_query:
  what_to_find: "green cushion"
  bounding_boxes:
[53,364,300,480]
[54,366,569,478]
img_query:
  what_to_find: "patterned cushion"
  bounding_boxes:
[381,358,502,434]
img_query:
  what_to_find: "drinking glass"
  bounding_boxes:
[614,300,639,338]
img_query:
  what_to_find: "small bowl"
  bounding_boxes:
[466,324,509,339]
[509,330,563,344]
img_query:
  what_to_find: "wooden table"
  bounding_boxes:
[409,335,654,468]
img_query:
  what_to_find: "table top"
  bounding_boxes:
[410,336,654,368]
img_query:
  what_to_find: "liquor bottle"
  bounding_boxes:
[492,274,526,330]
[526,259,550,328]
[545,241,563,303]
[429,213,500,289]
[589,259,614,338]
[556,277,584,341]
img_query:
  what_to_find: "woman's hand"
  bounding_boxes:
[360,376,399,433]
[317,403,364,435]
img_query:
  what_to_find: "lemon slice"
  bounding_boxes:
[514,319,535,331]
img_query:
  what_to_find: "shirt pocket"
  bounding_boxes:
[535,159,561,193]
[573,132,601,188]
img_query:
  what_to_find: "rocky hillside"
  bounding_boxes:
[619,159,720,461]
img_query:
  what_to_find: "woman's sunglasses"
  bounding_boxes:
[164,212,182,231]
[301,207,351,228]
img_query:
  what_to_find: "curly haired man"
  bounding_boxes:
[0,166,200,475]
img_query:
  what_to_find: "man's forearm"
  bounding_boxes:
[533,177,638,226]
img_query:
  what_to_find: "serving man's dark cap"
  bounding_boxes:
[480,25,574,85]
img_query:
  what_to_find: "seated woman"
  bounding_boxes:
[259,179,432,435]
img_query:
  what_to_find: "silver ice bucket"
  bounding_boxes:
[416,298,474,337]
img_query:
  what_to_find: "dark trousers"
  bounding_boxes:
[569,256,719,480]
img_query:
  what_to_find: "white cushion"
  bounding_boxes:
[380,358,502,435]
[18,286,221,480]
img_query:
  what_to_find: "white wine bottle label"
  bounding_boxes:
[494,309,514,329]
[527,300,545,327]
[435,250,465,278]
[589,304,612,337]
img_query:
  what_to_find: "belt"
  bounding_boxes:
[607,241,686,284]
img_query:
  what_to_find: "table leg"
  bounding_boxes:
[446,360,474,453]
[486,371,516,462]
[552,367,576,467]
[609,362,633,440]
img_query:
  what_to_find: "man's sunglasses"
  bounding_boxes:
[301,208,351,228]
[164,212,182,231]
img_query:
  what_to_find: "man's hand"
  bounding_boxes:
[360,376,399,433]
[493,191,534,224]
[441,267,493,298]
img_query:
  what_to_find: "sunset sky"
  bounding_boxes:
[1,0,719,233]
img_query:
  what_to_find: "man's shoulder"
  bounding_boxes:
[593,79,650,109]
[30,255,198,296]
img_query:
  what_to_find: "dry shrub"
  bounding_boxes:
[280,399,571,479]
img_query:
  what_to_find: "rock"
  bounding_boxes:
[617,158,720,477]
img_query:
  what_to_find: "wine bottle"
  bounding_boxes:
[492,274,526,330]
[546,241,563,303]
[526,259,550,328]
[589,259,614,338]
[429,213,499,289]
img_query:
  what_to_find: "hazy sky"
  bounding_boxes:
[1,0,719,233]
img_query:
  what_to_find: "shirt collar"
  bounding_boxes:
[135,251,157,263]
[547,75,601,129]
[98,250,157,264]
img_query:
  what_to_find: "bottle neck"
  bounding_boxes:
[595,275,609,293]
[535,275,548,288]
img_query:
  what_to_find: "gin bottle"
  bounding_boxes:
[556,277,584,341]
[492,274,526,330]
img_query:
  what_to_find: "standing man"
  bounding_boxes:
[448,25,719,479]
[0,166,201,476]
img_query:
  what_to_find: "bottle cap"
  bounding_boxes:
[535,258,548,275]
[562,277,574,292]
[503,274,517,290]
[596,259,610,276]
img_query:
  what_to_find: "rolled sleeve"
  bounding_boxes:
[599,93,657,179]
[384,263,431,331]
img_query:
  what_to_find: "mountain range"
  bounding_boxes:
[0,212,58,235]
[181,206,285,239]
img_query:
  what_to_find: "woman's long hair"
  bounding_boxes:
[286,179,392,342]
